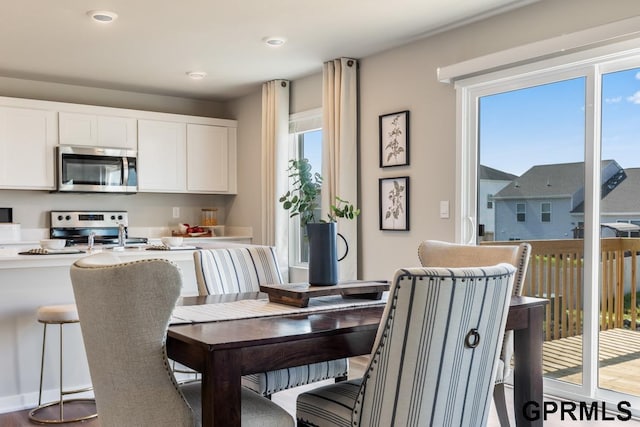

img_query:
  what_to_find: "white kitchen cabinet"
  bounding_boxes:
[137,119,187,192]
[186,124,237,193]
[59,112,137,150]
[0,106,57,189]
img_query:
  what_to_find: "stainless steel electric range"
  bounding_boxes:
[49,210,148,247]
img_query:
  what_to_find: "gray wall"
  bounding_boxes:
[1,190,232,230]
[4,0,640,276]
[357,0,640,280]
[228,0,640,281]
[226,90,264,242]
[0,75,228,118]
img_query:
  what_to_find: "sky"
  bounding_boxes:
[479,67,640,177]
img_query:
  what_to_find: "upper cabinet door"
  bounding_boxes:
[0,106,57,189]
[59,112,137,150]
[187,124,232,193]
[137,119,186,192]
[97,116,137,150]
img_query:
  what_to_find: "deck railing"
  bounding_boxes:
[485,238,639,340]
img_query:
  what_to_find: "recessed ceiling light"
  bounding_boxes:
[263,36,287,47]
[186,71,207,80]
[87,10,118,23]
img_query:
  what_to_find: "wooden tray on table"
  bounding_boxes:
[259,280,389,308]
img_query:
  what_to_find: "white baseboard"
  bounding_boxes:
[0,385,94,414]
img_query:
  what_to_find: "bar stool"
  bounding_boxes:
[29,304,98,424]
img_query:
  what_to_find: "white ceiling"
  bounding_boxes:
[1,0,534,101]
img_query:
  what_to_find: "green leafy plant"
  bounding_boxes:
[279,158,360,227]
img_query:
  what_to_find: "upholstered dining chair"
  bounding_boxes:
[296,264,516,427]
[417,239,531,427]
[70,252,294,427]
[193,246,349,397]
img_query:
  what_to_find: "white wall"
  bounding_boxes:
[227,0,640,280]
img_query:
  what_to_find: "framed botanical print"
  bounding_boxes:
[379,176,409,231]
[379,110,409,167]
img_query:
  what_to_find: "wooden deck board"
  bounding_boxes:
[542,328,640,396]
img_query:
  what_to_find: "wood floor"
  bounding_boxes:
[2,355,638,426]
[543,327,640,395]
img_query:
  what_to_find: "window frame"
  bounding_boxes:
[516,202,526,223]
[541,202,551,223]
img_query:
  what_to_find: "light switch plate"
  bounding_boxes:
[439,201,449,219]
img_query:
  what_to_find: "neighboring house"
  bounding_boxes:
[594,167,640,238]
[478,165,517,241]
[491,160,625,241]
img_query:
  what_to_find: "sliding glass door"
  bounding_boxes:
[478,76,587,389]
[459,48,640,414]
[598,64,640,399]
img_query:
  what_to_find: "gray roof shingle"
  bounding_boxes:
[494,160,618,199]
[479,165,518,181]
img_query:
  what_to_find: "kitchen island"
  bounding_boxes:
[0,239,253,414]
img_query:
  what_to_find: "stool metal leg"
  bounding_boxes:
[58,323,63,421]
[37,323,47,407]
[29,321,97,424]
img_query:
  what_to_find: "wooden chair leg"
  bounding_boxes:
[493,383,511,427]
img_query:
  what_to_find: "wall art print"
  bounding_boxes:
[379,176,409,231]
[379,110,409,167]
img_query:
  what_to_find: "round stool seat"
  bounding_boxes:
[37,304,79,324]
[30,303,96,424]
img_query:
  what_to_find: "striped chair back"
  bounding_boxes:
[354,265,515,427]
[193,246,283,295]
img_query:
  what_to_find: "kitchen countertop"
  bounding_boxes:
[0,239,253,270]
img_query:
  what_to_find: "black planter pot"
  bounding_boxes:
[306,222,348,286]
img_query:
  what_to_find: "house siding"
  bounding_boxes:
[495,197,576,241]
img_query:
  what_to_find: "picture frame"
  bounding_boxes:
[379,110,409,167]
[379,176,410,231]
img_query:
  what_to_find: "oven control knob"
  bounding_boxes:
[110,215,116,220]
[57,215,63,221]
[117,215,123,220]
[65,215,71,221]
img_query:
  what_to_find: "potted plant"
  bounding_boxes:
[279,158,360,285]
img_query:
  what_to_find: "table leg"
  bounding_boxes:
[201,349,242,427]
[513,304,545,427]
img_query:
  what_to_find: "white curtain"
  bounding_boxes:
[261,79,290,279]
[322,58,358,280]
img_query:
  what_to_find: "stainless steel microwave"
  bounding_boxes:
[56,145,138,193]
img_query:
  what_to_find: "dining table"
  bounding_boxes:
[166,289,548,427]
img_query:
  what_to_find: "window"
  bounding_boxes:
[516,203,525,222]
[288,109,322,267]
[541,202,551,222]
[487,194,493,209]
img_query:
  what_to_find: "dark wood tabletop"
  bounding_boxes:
[167,292,548,427]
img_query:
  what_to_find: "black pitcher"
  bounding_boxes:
[306,222,348,286]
